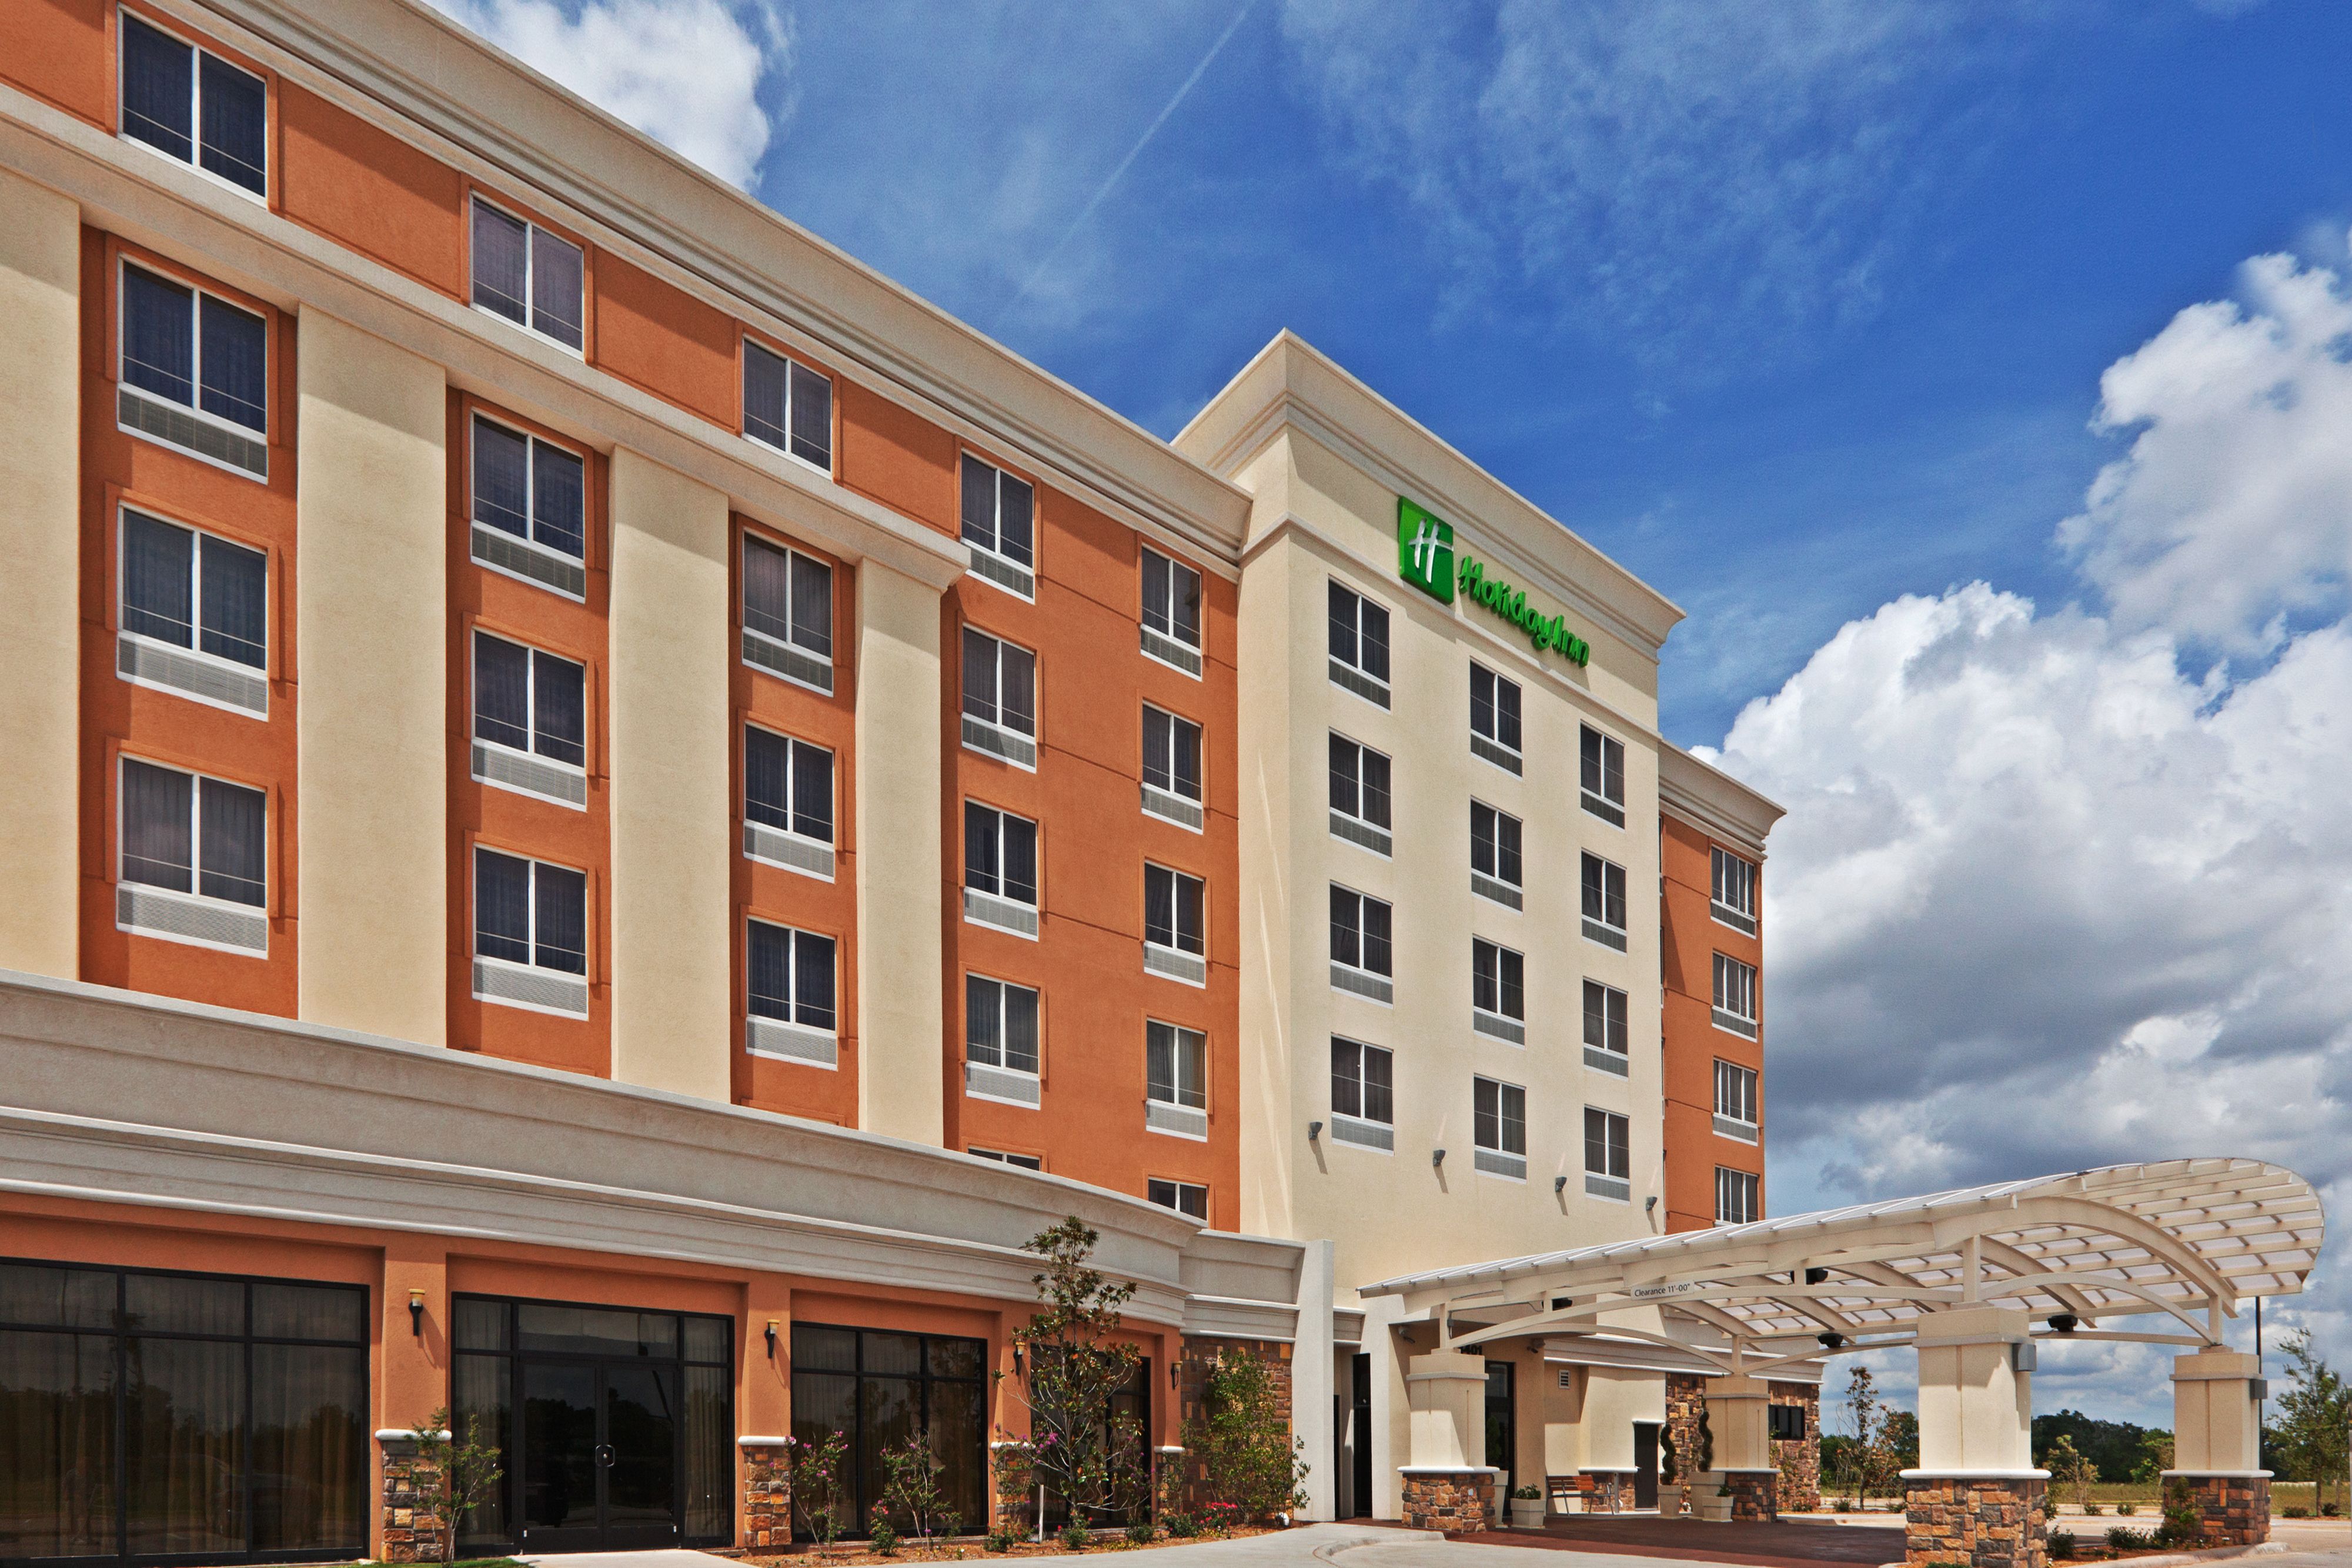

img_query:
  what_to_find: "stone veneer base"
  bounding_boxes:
[376,1434,446,1565]
[1726,1470,1778,1522]
[1402,1469,1496,1536]
[1577,1470,1635,1513]
[2164,1473,2269,1546]
[1905,1475,2045,1568]
[743,1438,791,1549]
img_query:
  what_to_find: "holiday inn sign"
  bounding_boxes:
[1397,497,1592,666]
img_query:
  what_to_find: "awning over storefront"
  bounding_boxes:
[1362,1159,2324,1377]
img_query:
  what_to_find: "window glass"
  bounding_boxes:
[533,862,587,974]
[743,536,835,663]
[122,511,195,647]
[1147,1179,1208,1221]
[790,1324,988,1539]
[1327,581,1389,684]
[197,777,265,905]
[1713,848,1758,918]
[1328,735,1391,830]
[1145,1021,1205,1108]
[471,199,582,349]
[474,848,532,965]
[531,440,586,559]
[1581,852,1627,930]
[122,16,195,162]
[125,1273,243,1335]
[530,226,584,349]
[1583,1108,1630,1178]
[1470,666,1522,753]
[1715,1060,1759,1123]
[796,930,837,1031]
[965,975,1040,1074]
[1471,802,1522,887]
[1714,953,1758,1021]
[532,647,585,767]
[1142,707,1202,801]
[1474,1078,1525,1155]
[1328,886,1392,977]
[744,342,834,470]
[197,52,267,194]
[959,454,1034,569]
[1141,549,1201,648]
[1582,981,1629,1056]
[1329,1037,1392,1125]
[961,628,1035,738]
[749,921,834,1031]
[1472,938,1524,1021]
[199,534,267,667]
[1581,726,1626,809]
[1144,864,1204,954]
[963,804,1038,905]
[472,418,531,538]
[121,758,193,894]
[122,266,195,407]
[0,1263,117,1330]
[199,294,268,432]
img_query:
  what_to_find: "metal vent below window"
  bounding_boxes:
[747,1015,837,1067]
[966,1062,1041,1106]
[743,821,835,880]
[1330,1115,1393,1152]
[1583,1045,1631,1078]
[1712,1008,1759,1039]
[964,887,1040,938]
[1713,1114,1760,1144]
[1141,626,1202,676]
[471,523,587,599]
[118,635,267,716]
[119,386,267,479]
[741,628,834,695]
[1144,944,1207,986]
[116,883,268,954]
[1712,902,1758,936]
[1145,1100,1208,1139]
[472,740,587,807]
[473,958,589,1017]
[1475,1149,1527,1181]
[961,714,1037,769]
[968,550,1035,599]
[1585,1173,1632,1202]
[1471,871,1522,910]
[1327,659,1389,708]
[1329,963,1393,1004]
[1142,784,1204,831]
[1474,1011,1525,1045]
[1582,919,1628,952]
[1329,812,1392,857]
[1581,791,1626,828]
[1471,733,1522,775]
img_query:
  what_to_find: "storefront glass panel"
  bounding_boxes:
[790,1324,988,1539]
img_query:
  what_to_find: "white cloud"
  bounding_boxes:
[433,0,792,188]
[1708,248,2352,1420]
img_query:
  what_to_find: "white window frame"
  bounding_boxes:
[1712,847,1759,934]
[740,337,833,476]
[470,411,589,596]
[1327,580,1391,706]
[963,801,1041,937]
[1473,1075,1527,1179]
[115,754,268,952]
[964,972,1042,1079]
[1328,882,1394,999]
[1582,978,1630,1075]
[1470,798,1523,908]
[1144,1019,1209,1140]
[1471,936,1525,1042]
[1582,1106,1632,1199]
[114,506,269,717]
[1581,851,1629,949]
[1144,861,1208,982]
[1712,951,1759,1038]
[1713,1059,1759,1143]
[1147,1178,1208,1221]
[117,8,269,205]
[470,846,589,1013]
[739,531,835,694]
[468,192,585,359]
[469,628,589,810]
[960,453,1037,601]
[1328,733,1392,857]
[1580,724,1626,828]
[1141,703,1205,831]
[745,917,838,1064]
[971,1147,1043,1170]
[742,723,835,877]
[1329,1036,1394,1138]
[1469,661,1523,773]
[1717,1166,1760,1225]
[116,257,270,478]
[1139,546,1204,676]
[961,626,1039,770]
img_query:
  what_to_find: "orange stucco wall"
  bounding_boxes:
[278,83,466,296]
[592,251,738,428]
[1,0,109,126]
[1659,814,1763,1232]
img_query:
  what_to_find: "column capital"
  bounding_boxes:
[1913,1305,2032,1347]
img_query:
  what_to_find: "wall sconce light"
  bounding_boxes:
[1308,1121,1323,1143]
[408,1290,425,1337]
[1013,1345,1024,1375]
[1170,1360,1180,1390]
[764,1319,780,1358]
[1644,1195,1658,1214]
[1553,1175,1568,1196]
[1432,1148,1446,1169]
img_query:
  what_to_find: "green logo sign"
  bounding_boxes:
[1398,497,1455,603]
[1395,496,1592,667]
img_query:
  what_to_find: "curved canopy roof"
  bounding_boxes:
[1361,1159,2324,1375]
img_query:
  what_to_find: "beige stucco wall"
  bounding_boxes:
[295,310,448,1041]
[0,169,82,981]
[1236,440,1299,1238]
[854,559,944,1144]
[607,448,733,1102]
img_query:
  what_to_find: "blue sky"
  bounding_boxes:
[440,0,2352,1427]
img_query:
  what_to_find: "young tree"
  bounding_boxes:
[1187,1348,1308,1522]
[2044,1435,2099,1515]
[409,1407,503,1566]
[1839,1366,1880,1505]
[878,1430,963,1553]
[2274,1331,2351,1514]
[783,1428,850,1550]
[994,1218,1152,1533]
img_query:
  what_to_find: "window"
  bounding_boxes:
[1142,706,1203,828]
[470,414,587,596]
[965,975,1041,1076]
[744,726,835,878]
[971,1148,1041,1170]
[1470,800,1522,908]
[472,847,588,1016]
[1580,851,1628,951]
[1717,1166,1760,1225]
[1328,885,1393,1002]
[1715,1059,1759,1141]
[960,453,1034,596]
[471,631,587,808]
[1473,1076,1526,1179]
[741,534,835,694]
[117,757,267,954]
[1472,937,1525,1044]
[117,508,268,716]
[1140,547,1203,674]
[1769,1403,1806,1442]
[961,627,1037,768]
[1712,846,1759,934]
[1147,1179,1208,1221]
[120,12,266,195]
[0,1261,368,1563]
[1713,952,1759,1038]
[1145,1020,1208,1139]
[749,918,837,1039]
[1329,1037,1394,1132]
[963,802,1039,936]
[470,195,583,351]
[1583,1107,1631,1200]
[1144,863,1207,985]
[743,339,832,470]
[1327,581,1390,706]
[1582,979,1629,1076]
[1469,663,1522,773]
[1328,733,1392,855]
[790,1323,987,1540]
[119,261,268,477]
[1579,725,1627,826]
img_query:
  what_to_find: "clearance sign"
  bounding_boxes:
[1397,497,1592,666]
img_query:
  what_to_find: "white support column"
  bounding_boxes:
[1405,1350,1485,1468]
[2164,1349,2271,1545]
[1902,1306,2045,1568]
[1704,1373,1779,1519]
[1292,1239,1337,1520]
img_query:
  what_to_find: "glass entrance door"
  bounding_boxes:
[518,1360,681,1553]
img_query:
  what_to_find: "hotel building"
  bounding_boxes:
[0,0,1789,1557]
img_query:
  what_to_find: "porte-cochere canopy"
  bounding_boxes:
[1362,1158,2324,1378]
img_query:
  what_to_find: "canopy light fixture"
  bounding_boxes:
[1818,1332,1846,1350]
[2050,1313,2079,1335]
[1804,1267,1830,1285]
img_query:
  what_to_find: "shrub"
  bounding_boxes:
[2285,1506,2311,1519]
[1188,1350,1309,1523]
[985,1529,1018,1553]
[1059,1520,1091,1552]
[2327,1503,2343,1518]
[2084,1502,2103,1516]
[2115,1503,2135,1517]
[1125,1522,1156,1546]
[1162,1513,1199,1539]
[1512,1485,1542,1501]
[2106,1526,2154,1551]
[2049,1529,2077,1559]
[870,1519,900,1557]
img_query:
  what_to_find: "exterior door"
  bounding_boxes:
[1633,1422,1659,1509]
[519,1360,681,1552]
[1483,1360,1515,1485]
[1349,1353,1372,1518]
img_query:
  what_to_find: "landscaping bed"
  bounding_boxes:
[745,1524,1284,1565]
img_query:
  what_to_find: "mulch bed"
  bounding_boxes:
[743,1526,1282,1566]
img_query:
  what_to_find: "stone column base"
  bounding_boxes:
[741,1437,791,1549]
[1401,1467,1497,1535]
[377,1432,446,1565]
[1726,1469,1778,1522]
[1903,1473,2046,1568]
[2163,1473,2269,1546]
[1578,1470,1635,1513]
